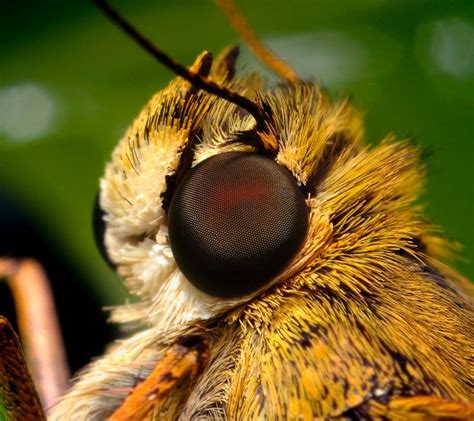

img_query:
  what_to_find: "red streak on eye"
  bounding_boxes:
[211,183,267,210]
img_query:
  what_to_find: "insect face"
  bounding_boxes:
[49,1,474,419]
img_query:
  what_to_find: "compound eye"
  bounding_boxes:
[168,151,308,298]
[93,193,116,270]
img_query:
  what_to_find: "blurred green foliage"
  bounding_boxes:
[1,0,473,306]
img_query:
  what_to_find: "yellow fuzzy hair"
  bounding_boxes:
[50,50,473,420]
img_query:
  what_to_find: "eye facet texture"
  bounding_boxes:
[168,151,308,298]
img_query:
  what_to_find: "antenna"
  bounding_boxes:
[93,0,270,134]
[215,0,299,82]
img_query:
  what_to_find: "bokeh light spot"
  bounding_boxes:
[416,18,474,78]
[260,31,368,86]
[0,83,57,143]
[241,29,402,87]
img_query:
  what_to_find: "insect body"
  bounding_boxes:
[48,1,474,419]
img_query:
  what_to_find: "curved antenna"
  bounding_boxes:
[215,0,300,83]
[93,0,269,133]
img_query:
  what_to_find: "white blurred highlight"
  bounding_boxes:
[417,18,474,78]
[0,82,57,143]
[241,29,402,87]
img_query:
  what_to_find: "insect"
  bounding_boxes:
[2,0,474,419]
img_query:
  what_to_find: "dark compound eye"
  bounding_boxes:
[168,151,309,298]
[93,193,116,270]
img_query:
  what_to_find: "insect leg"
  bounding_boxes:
[109,335,209,421]
[0,316,46,420]
[345,394,474,419]
[0,258,69,410]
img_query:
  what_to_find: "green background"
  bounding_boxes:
[1,0,473,310]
